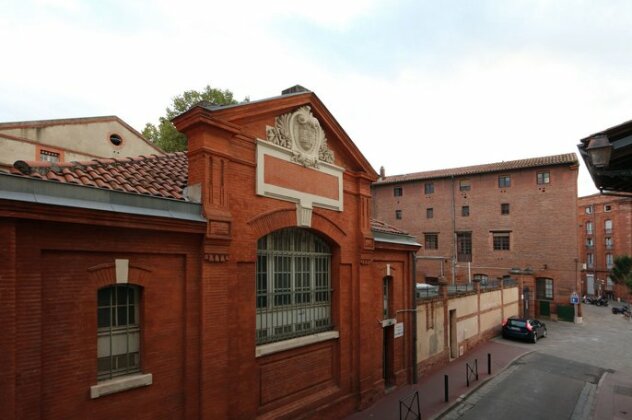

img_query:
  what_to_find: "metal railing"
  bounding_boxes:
[399,391,421,420]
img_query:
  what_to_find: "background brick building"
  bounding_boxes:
[372,154,580,320]
[578,194,632,299]
[0,89,421,419]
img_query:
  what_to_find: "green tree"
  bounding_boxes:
[611,255,632,290]
[143,85,247,152]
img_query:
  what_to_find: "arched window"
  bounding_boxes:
[97,284,141,380]
[256,228,332,345]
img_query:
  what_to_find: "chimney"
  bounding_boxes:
[379,166,385,179]
[282,85,310,95]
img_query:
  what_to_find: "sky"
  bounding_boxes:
[3,1,632,196]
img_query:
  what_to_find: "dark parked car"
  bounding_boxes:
[502,317,547,343]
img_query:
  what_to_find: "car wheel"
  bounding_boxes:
[532,332,537,343]
[543,328,547,338]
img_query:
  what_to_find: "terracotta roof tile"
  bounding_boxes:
[370,219,410,236]
[10,152,189,201]
[375,153,579,185]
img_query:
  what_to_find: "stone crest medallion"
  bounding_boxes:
[266,106,335,168]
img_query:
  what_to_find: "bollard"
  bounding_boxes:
[488,353,491,375]
[444,375,449,402]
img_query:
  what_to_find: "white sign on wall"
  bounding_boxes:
[394,322,404,338]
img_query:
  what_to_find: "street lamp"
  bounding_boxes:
[586,134,613,169]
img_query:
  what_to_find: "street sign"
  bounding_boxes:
[570,292,579,305]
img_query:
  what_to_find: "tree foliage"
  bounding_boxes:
[611,255,632,290]
[143,85,247,152]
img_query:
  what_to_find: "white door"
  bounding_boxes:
[586,274,595,295]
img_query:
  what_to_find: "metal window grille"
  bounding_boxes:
[97,284,140,381]
[456,232,472,262]
[40,149,60,163]
[256,228,332,345]
[493,233,510,250]
[424,233,438,250]
[498,176,511,188]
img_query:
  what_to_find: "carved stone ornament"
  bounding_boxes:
[266,106,335,168]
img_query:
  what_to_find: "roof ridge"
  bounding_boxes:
[378,153,578,183]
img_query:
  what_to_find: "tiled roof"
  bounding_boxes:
[375,153,578,185]
[370,219,410,236]
[10,153,415,237]
[10,153,188,200]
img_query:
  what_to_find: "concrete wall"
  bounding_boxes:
[416,284,519,375]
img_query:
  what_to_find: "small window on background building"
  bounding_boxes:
[605,219,613,233]
[536,278,554,300]
[604,204,612,212]
[492,232,510,250]
[459,179,471,191]
[424,233,438,250]
[536,171,550,185]
[109,134,123,146]
[607,253,614,269]
[586,221,593,234]
[426,208,434,219]
[501,203,510,215]
[395,210,402,219]
[606,237,613,248]
[498,175,511,188]
[586,237,593,247]
[585,206,593,214]
[394,187,403,197]
[40,149,60,163]
[462,206,470,217]
[424,182,434,194]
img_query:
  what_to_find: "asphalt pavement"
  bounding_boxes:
[346,302,632,420]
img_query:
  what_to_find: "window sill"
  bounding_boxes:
[256,330,339,358]
[90,373,152,399]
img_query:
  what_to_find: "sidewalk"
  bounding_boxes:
[593,368,632,420]
[345,340,529,420]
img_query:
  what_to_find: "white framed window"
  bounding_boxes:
[256,228,332,345]
[97,284,141,381]
[587,253,594,268]
[586,221,593,235]
[605,219,613,233]
[585,206,593,214]
[607,253,614,269]
[604,204,612,212]
[536,278,553,300]
[586,237,593,247]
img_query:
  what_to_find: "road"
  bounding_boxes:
[441,302,632,419]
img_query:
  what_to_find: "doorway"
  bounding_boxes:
[383,325,394,387]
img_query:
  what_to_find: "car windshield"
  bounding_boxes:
[509,320,527,327]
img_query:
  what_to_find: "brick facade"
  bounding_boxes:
[0,90,419,419]
[578,194,632,299]
[373,156,580,319]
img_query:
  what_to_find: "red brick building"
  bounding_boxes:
[372,154,580,320]
[0,88,420,419]
[578,194,632,299]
